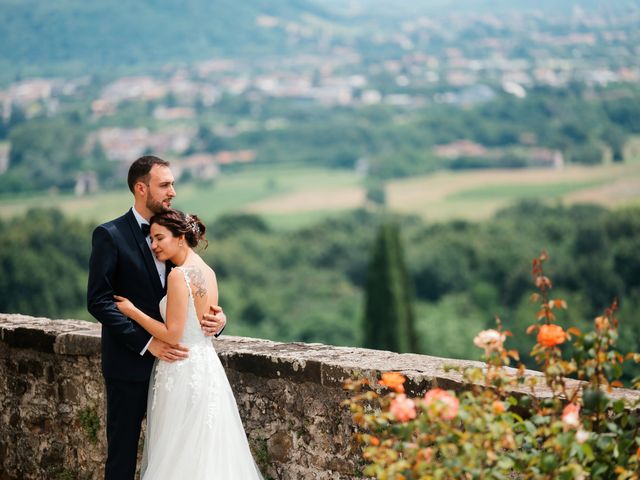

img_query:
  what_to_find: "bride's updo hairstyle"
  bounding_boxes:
[150,209,208,249]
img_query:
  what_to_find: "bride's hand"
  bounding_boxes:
[114,295,139,319]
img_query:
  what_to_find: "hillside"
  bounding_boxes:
[0,0,332,79]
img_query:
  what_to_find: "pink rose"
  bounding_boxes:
[389,394,417,423]
[473,329,506,354]
[561,403,580,429]
[417,447,433,462]
[576,429,589,444]
[424,388,459,420]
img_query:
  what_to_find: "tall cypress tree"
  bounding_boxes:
[362,220,417,353]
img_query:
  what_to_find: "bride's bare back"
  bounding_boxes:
[179,255,218,322]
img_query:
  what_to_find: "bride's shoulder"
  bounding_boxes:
[175,264,213,298]
[167,266,189,281]
[189,257,216,278]
[177,264,211,284]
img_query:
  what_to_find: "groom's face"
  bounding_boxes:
[145,165,176,214]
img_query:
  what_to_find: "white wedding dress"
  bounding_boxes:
[141,267,263,479]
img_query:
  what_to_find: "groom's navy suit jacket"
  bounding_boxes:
[87,209,166,382]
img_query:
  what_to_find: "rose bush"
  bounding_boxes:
[345,252,640,479]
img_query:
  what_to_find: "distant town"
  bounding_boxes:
[0,4,638,193]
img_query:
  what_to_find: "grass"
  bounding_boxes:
[447,179,606,201]
[386,161,640,222]
[1,158,640,228]
[0,166,363,226]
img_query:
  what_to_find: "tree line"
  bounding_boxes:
[1,202,638,377]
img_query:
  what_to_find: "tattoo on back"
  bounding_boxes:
[186,267,207,298]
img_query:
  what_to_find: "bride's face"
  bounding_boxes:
[150,223,184,262]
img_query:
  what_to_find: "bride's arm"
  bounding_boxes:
[114,270,188,345]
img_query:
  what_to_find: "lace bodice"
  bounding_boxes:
[153,266,219,427]
[158,266,210,347]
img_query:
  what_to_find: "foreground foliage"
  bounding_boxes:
[345,252,640,479]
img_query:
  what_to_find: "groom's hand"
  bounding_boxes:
[201,305,226,337]
[148,338,189,362]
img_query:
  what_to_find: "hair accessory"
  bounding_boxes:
[185,214,200,235]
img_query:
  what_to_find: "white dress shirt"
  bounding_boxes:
[131,207,166,355]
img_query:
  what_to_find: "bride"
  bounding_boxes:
[114,209,263,479]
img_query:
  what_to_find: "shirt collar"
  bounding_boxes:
[131,206,149,227]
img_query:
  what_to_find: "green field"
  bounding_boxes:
[387,161,640,222]
[447,179,606,201]
[0,166,364,226]
[1,161,640,228]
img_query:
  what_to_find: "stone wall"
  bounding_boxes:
[2,314,639,480]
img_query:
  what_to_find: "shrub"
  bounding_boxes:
[345,252,640,479]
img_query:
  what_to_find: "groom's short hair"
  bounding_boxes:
[127,155,170,193]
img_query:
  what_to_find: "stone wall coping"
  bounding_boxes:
[2,313,639,403]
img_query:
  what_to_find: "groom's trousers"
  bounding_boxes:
[104,378,150,480]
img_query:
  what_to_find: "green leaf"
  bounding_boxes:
[613,399,625,414]
[591,462,609,476]
[581,442,595,462]
[595,435,614,452]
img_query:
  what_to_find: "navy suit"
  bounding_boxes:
[87,209,167,479]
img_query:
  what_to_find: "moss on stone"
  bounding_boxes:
[77,406,100,444]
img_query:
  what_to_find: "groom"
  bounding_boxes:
[87,155,226,479]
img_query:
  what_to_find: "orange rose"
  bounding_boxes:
[378,372,406,393]
[370,436,380,446]
[595,315,610,332]
[389,394,417,422]
[492,400,506,414]
[537,324,566,348]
